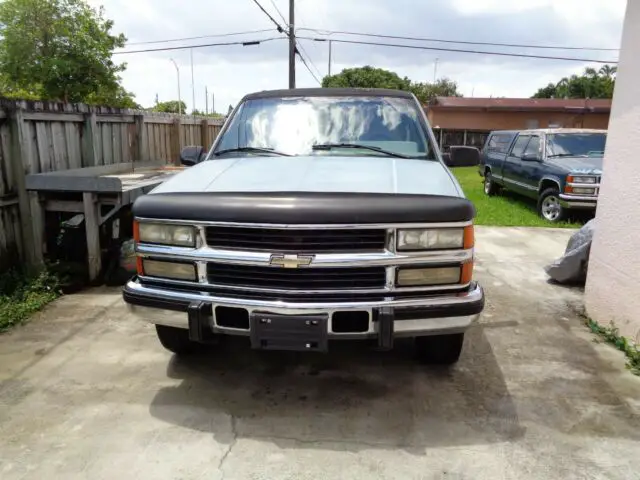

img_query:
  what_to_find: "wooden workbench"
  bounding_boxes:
[25,162,183,281]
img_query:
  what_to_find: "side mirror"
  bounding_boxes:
[180,146,205,166]
[445,146,480,167]
[521,152,541,162]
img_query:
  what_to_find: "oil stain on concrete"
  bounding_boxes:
[0,227,639,480]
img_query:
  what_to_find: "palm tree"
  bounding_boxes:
[584,67,599,79]
[599,65,617,79]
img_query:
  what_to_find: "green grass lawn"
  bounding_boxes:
[452,167,583,228]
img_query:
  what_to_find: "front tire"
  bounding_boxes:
[415,333,464,365]
[538,188,567,223]
[155,325,199,355]
[483,171,500,196]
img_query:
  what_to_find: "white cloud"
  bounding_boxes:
[88,0,626,112]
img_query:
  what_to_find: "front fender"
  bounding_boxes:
[538,175,563,193]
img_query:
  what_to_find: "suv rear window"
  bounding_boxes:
[486,134,514,154]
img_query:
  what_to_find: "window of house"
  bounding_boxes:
[441,130,465,152]
[467,131,489,149]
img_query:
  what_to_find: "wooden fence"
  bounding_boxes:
[0,99,224,271]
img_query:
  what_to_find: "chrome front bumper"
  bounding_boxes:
[559,194,598,209]
[123,278,484,340]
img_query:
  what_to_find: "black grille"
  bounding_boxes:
[205,227,386,253]
[207,263,386,291]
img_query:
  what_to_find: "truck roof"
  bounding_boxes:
[242,88,415,101]
[490,128,607,135]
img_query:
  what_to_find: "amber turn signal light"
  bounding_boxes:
[460,261,474,284]
[463,225,474,249]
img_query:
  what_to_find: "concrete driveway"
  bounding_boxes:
[1,227,639,480]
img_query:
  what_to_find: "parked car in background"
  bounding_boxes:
[479,129,606,222]
[123,88,484,365]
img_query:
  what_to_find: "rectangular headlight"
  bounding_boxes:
[142,259,196,281]
[137,223,196,247]
[396,266,461,286]
[571,187,596,195]
[570,175,597,184]
[397,228,464,251]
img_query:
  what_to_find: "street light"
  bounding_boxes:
[169,58,182,115]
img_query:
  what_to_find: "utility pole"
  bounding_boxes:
[328,40,332,76]
[190,48,196,115]
[433,58,439,83]
[169,58,182,115]
[288,0,296,89]
[205,86,209,115]
[212,91,215,115]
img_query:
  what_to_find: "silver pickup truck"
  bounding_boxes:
[123,88,484,365]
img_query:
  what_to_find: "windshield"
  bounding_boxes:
[546,133,607,157]
[213,95,433,158]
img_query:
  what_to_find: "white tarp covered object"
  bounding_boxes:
[544,219,595,284]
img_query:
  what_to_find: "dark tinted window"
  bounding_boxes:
[214,95,431,158]
[524,136,540,157]
[510,135,531,157]
[487,134,514,153]
[546,133,606,157]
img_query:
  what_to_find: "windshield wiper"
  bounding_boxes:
[213,147,291,157]
[312,143,410,158]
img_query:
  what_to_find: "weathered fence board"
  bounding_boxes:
[0,99,224,272]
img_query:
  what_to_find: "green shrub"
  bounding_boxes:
[587,318,640,376]
[0,268,61,332]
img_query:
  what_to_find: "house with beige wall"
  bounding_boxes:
[585,1,640,343]
[425,97,611,151]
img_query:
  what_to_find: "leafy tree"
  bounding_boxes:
[85,84,140,109]
[0,0,132,104]
[322,66,411,90]
[409,78,462,104]
[322,66,462,104]
[532,65,617,99]
[152,100,187,114]
[191,109,224,118]
[0,74,41,100]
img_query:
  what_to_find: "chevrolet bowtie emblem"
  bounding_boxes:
[269,254,314,268]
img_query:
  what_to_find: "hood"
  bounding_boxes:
[150,155,462,197]
[546,156,603,175]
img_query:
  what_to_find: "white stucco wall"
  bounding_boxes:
[585,1,640,342]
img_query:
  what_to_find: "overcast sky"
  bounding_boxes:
[87,0,627,113]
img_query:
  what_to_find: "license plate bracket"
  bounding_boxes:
[250,312,329,352]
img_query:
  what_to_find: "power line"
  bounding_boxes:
[253,0,319,87]
[293,3,323,80]
[297,27,620,52]
[251,0,286,33]
[125,28,275,46]
[297,36,618,64]
[296,41,323,80]
[297,49,321,84]
[268,0,288,26]
[113,37,284,55]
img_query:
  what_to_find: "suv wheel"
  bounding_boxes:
[483,172,500,196]
[538,188,567,223]
[415,333,464,365]
[155,325,199,355]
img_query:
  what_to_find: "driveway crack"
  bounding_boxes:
[217,415,237,476]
